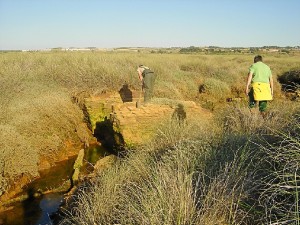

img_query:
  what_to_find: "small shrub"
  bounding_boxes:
[201,78,231,100]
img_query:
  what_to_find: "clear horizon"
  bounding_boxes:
[2,46,299,51]
[1,0,300,50]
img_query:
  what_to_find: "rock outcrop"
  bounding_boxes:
[84,91,212,149]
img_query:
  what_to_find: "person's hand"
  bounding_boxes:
[245,87,249,96]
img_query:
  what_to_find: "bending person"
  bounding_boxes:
[137,65,156,104]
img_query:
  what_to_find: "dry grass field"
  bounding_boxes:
[0,51,300,224]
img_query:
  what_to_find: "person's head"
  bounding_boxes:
[254,55,263,63]
[137,65,149,74]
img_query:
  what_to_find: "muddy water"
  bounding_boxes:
[0,193,63,225]
[0,144,110,225]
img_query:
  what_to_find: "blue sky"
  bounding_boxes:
[0,0,299,50]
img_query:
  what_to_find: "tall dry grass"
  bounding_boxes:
[59,116,219,225]
[257,113,300,224]
[217,102,300,224]
[59,101,300,225]
[1,51,300,218]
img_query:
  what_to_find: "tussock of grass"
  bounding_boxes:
[221,100,299,135]
[256,112,300,224]
[0,89,91,195]
[202,77,231,99]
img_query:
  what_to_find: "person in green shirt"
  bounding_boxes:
[245,55,274,116]
[137,65,156,104]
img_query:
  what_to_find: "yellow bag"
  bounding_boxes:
[252,82,273,101]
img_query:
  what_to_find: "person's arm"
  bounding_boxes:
[137,68,143,82]
[138,72,143,82]
[269,74,274,96]
[245,72,253,95]
[137,68,144,90]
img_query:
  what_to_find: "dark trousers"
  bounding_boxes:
[143,73,156,103]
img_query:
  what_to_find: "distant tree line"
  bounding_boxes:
[179,46,202,53]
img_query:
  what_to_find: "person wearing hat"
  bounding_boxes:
[245,55,274,117]
[137,65,156,103]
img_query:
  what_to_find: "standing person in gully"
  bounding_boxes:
[245,55,274,118]
[137,65,156,104]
